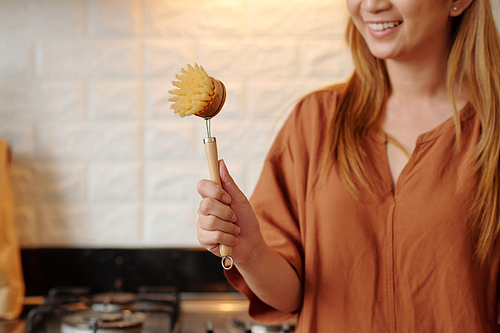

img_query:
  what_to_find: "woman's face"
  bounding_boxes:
[346,0,457,62]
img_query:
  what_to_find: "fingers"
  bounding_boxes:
[197,160,260,258]
[198,214,240,234]
[197,229,239,253]
[197,219,241,246]
[197,159,245,206]
[197,190,240,255]
[197,178,231,205]
[196,210,241,252]
[198,197,236,223]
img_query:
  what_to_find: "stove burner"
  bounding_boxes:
[26,286,179,333]
[230,319,294,333]
[47,287,92,306]
[60,311,146,333]
[91,292,137,312]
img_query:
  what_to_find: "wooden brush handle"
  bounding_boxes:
[204,138,233,258]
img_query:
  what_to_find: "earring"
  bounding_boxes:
[452,6,458,10]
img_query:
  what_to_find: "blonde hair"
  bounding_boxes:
[320,0,500,263]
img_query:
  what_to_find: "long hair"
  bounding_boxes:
[318,21,390,196]
[320,0,500,263]
[452,0,500,263]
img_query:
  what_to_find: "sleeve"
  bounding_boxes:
[225,122,304,324]
[224,89,337,324]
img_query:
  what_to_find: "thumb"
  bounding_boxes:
[218,160,248,204]
[218,160,261,244]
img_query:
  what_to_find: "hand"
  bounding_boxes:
[198,160,302,313]
[197,160,264,266]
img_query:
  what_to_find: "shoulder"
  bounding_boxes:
[266,83,344,163]
[277,83,344,145]
[281,83,344,137]
[294,84,343,119]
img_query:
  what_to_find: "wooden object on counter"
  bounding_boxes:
[0,140,25,319]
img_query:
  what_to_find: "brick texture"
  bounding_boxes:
[0,0,357,248]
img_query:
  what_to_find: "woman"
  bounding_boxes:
[197,0,500,331]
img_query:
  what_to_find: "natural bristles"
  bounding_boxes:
[168,63,215,117]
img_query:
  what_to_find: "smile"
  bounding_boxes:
[367,21,402,32]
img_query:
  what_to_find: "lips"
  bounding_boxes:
[367,21,402,32]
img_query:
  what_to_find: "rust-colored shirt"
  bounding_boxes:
[226,87,500,332]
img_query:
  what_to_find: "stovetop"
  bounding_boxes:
[24,286,180,333]
[3,249,295,332]
[2,291,295,333]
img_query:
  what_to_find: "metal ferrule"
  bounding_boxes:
[203,137,216,144]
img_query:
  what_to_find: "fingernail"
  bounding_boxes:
[231,214,237,222]
[236,226,241,234]
[222,194,231,204]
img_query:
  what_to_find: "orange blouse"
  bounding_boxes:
[226,86,500,332]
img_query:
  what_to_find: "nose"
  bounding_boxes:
[361,0,391,13]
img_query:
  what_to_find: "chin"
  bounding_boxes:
[366,46,399,61]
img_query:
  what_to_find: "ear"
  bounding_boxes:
[450,0,474,16]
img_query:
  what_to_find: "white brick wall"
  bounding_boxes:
[0,0,356,248]
[2,0,500,248]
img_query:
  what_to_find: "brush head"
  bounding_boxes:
[168,63,226,119]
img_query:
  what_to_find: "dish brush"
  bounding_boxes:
[168,63,233,270]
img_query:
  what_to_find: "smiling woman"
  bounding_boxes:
[346,0,467,61]
[195,0,500,331]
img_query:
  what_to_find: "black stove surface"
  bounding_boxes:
[1,292,295,333]
[25,286,180,333]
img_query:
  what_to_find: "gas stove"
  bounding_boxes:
[10,249,296,333]
[25,286,180,333]
[20,288,295,333]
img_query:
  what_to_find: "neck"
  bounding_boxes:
[386,55,449,104]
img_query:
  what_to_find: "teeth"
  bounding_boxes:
[367,21,401,31]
